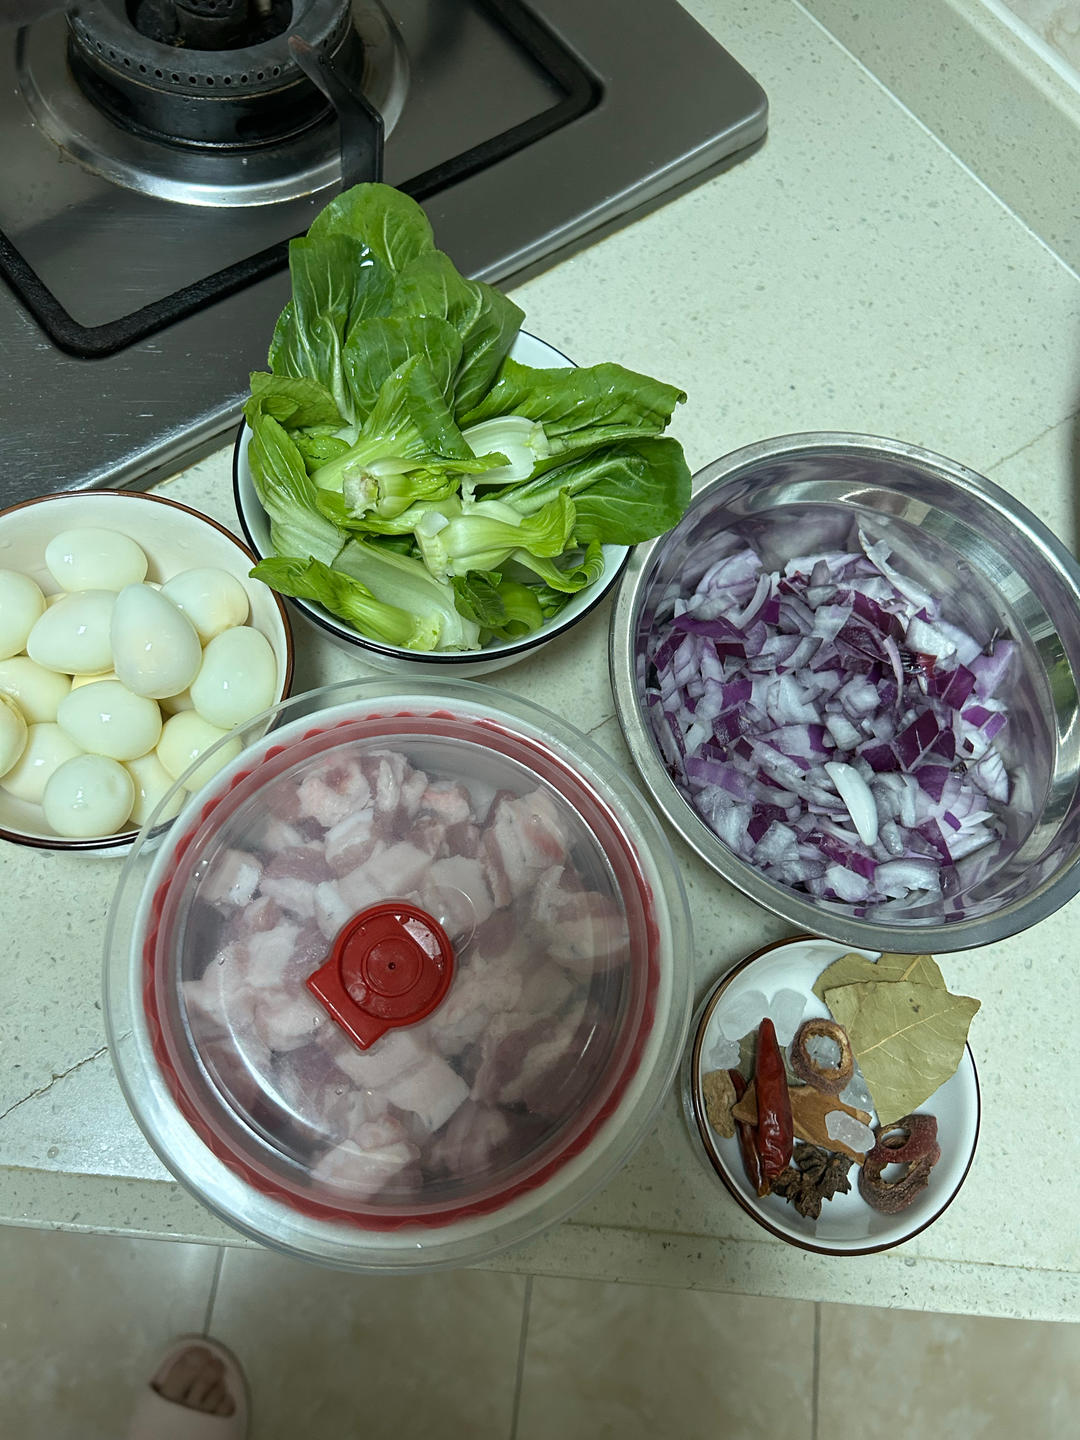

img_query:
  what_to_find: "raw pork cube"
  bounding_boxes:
[297,760,371,829]
[426,1102,513,1179]
[530,866,630,974]
[420,856,496,932]
[259,846,334,920]
[383,1056,469,1135]
[321,1027,433,1091]
[418,781,472,826]
[481,788,569,905]
[201,849,262,909]
[311,1115,419,1198]
[324,806,379,876]
[182,942,257,1038]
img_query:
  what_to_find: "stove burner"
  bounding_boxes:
[67,0,362,148]
[17,2,407,204]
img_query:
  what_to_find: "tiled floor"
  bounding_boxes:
[2,1226,1079,1439]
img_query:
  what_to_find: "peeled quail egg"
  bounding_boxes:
[0,569,46,660]
[157,711,241,792]
[160,567,250,643]
[159,687,195,715]
[44,528,148,593]
[191,626,277,730]
[71,671,118,689]
[26,590,115,674]
[0,657,71,724]
[57,679,162,762]
[110,584,202,700]
[125,751,185,828]
[0,693,28,778]
[42,753,135,838]
[0,723,83,803]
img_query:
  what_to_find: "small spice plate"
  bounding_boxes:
[682,935,981,1255]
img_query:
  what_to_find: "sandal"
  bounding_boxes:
[126,1336,249,1440]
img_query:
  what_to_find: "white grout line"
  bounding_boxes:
[202,1247,226,1337]
[507,1274,534,1440]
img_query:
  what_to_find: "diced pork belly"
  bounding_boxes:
[319,1027,433,1091]
[324,805,379,876]
[360,840,435,897]
[201,849,262,909]
[422,948,525,1059]
[444,821,481,858]
[418,780,473,826]
[258,846,334,920]
[314,878,357,941]
[426,1101,513,1178]
[182,942,257,1038]
[409,815,448,857]
[530,867,631,975]
[296,759,371,829]
[311,1115,419,1198]
[481,788,570,905]
[471,980,592,1117]
[419,856,495,935]
[361,750,428,830]
[383,1056,469,1135]
[224,894,284,941]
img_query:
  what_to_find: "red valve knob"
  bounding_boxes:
[306,901,455,1049]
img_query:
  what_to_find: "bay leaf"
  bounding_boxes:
[822,980,979,1127]
[812,950,944,1003]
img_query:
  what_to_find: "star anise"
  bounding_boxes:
[770,1143,853,1219]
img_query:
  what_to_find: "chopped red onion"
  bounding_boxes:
[646,529,1014,907]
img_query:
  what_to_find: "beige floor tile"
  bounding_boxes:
[207,1249,526,1440]
[819,1302,1080,1435]
[0,1224,220,1440]
[516,1278,815,1440]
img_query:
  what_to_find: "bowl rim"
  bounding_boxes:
[610,429,1080,953]
[686,932,982,1256]
[0,488,295,853]
[230,330,630,664]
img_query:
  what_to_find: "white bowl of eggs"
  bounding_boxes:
[0,491,294,854]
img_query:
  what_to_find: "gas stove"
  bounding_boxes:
[0,0,767,506]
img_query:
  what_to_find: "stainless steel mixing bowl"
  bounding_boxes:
[610,432,1080,952]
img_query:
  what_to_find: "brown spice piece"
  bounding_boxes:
[771,1143,854,1219]
[731,1083,872,1164]
[789,1018,854,1095]
[701,1069,737,1137]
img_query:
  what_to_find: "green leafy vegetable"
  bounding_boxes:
[497,437,692,545]
[334,537,480,652]
[823,980,980,1127]
[249,181,692,652]
[268,236,393,423]
[812,951,944,1003]
[246,412,344,568]
[392,250,525,417]
[307,182,435,272]
[251,556,439,651]
[450,571,545,640]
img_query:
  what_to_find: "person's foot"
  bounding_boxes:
[151,1344,237,1419]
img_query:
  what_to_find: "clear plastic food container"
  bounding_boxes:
[105,679,693,1270]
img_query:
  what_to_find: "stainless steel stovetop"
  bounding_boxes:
[0,0,767,507]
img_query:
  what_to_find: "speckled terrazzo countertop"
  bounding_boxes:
[4,0,1079,1320]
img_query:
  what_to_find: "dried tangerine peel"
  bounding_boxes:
[731,1082,871,1164]
[701,1069,737,1137]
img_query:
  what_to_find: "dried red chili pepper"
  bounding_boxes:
[753,1017,793,1190]
[727,1068,763,1196]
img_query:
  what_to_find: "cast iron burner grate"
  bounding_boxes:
[0,0,597,359]
[67,0,360,147]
